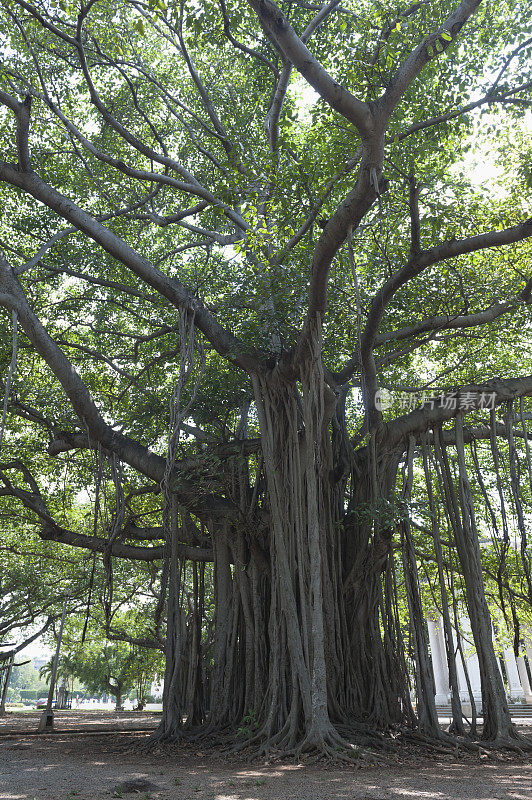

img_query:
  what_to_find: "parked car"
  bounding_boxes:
[35,698,56,709]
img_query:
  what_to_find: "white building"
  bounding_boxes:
[427,612,532,708]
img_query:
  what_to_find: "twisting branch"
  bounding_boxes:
[358,218,532,424]
[245,0,373,135]
[375,298,524,346]
[0,154,260,372]
[0,461,213,562]
[0,90,31,171]
[217,0,280,78]
[264,0,341,149]
[14,189,166,277]
[0,618,53,661]
[394,80,532,142]
[383,375,532,448]
[0,257,244,521]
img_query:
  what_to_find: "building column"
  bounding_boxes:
[503,646,525,702]
[459,614,482,704]
[524,637,532,672]
[492,624,507,690]
[451,624,469,701]
[427,614,450,704]
[516,656,532,704]
[454,642,469,701]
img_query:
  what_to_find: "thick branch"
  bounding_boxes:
[359,218,532,422]
[383,375,532,448]
[0,262,242,521]
[375,299,522,346]
[39,524,213,562]
[0,466,212,561]
[264,0,340,149]
[0,164,260,372]
[245,0,373,135]
[218,0,280,78]
[0,618,53,660]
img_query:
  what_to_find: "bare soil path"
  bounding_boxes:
[0,714,531,800]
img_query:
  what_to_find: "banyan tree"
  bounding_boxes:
[1,0,532,757]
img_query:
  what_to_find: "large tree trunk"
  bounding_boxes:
[183,562,206,728]
[249,319,345,754]
[155,334,527,756]
[342,447,414,732]
[247,317,413,755]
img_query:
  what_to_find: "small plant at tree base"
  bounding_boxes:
[237,709,258,739]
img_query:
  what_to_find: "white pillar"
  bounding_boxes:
[464,650,483,704]
[492,624,506,689]
[427,615,450,704]
[451,625,468,701]
[525,638,532,670]
[459,614,482,704]
[455,649,469,701]
[516,656,532,704]
[503,646,525,702]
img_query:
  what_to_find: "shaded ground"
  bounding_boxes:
[0,715,531,800]
[0,711,159,735]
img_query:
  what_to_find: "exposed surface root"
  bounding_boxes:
[132,726,183,752]
[479,733,532,754]
[164,720,532,765]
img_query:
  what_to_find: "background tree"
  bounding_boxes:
[70,642,134,710]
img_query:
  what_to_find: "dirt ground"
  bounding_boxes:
[1,713,532,800]
[0,710,159,735]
